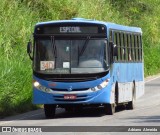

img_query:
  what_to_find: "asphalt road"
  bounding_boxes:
[0,76,160,135]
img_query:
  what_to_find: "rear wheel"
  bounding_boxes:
[104,103,115,115]
[44,104,56,118]
[126,97,135,110]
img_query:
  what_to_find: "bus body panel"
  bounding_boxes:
[112,63,144,82]
[110,62,144,103]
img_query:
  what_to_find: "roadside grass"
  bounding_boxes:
[0,47,38,118]
[0,0,38,118]
[0,0,160,117]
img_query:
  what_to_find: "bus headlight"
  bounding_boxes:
[91,79,109,92]
[33,81,40,87]
[33,80,51,93]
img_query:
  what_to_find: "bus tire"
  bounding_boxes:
[126,84,135,110]
[44,104,56,118]
[104,103,115,115]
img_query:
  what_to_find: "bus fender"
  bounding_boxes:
[110,82,118,104]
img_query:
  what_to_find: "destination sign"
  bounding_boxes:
[35,24,106,35]
[60,27,81,33]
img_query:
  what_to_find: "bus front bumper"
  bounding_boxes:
[32,87,111,105]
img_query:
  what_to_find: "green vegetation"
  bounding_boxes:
[0,0,160,117]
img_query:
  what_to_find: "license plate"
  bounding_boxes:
[64,95,76,100]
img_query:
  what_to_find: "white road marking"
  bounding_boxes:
[145,76,160,83]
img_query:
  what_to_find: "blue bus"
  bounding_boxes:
[27,18,144,118]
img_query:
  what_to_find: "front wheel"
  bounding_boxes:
[44,104,56,118]
[104,103,115,115]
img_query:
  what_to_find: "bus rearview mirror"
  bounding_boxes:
[27,41,33,60]
[27,41,32,54]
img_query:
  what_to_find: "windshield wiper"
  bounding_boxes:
[79,36,90,56]
[51,36,57,67]
[78,36,90,64]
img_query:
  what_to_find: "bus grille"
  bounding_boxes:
[51,88,89,92]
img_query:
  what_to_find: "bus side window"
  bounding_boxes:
[120,33,124,61]
[117,32,121,61]
[134,35,138,62]
[116,32,120,61]
[131,34,135,62]
[137,35,141,61]
[109,30,113,63]
[137,35,139,61]
[113,32,118,61]
[127,34,132,61]
[139,35,143,61]
[124,33,128,62]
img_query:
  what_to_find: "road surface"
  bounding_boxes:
[0,76,160,134]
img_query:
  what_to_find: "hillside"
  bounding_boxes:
[0,0,160,117]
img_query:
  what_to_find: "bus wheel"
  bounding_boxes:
[104,103,115,115]
[44,104,56,118]
[126,84,135,110]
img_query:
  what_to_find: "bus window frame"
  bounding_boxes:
[107,29,142,63]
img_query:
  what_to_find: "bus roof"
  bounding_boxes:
[35,18,142,33]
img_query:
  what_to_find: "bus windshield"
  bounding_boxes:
[34,37,109,74]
